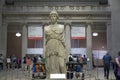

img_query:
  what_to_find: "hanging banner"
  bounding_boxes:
[71,27,86,39]
[28,25,43,40]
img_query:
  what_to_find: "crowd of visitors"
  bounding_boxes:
[1,52,120,80]
[67,54,87,79]
[0,54,44,71]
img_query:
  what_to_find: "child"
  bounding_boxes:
[38,64,45,78]
[33,64,38,78]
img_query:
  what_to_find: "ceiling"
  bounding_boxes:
[5,0,108,5]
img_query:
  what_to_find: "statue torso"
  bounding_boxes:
[45,24,64,35]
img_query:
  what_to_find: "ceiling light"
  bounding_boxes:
[16,32,21,37]
[93,32,98,36]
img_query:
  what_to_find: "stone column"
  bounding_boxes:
[65,23,71,58]
[0,22,7,70]
[22,24,28,59]
[0,0,5,51]
[0,0,5,13]
[86,22,93,70]
[42,23,48,58]
[106,22,113,57]
[109,0,120,57]
[0,22,7,58]
[0,14,2,50]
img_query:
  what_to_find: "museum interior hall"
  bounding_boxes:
[0,0,120,80]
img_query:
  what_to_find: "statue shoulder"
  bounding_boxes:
[58,24,64,28]
[44,26,50,31]
[55,24,64,33]
[59,24,64,28]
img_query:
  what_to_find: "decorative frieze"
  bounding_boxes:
[3,5,110,14]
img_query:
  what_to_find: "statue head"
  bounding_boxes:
[49,11,59,19]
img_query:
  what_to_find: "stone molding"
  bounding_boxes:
[3,5,111,15]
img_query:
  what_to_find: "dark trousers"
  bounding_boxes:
[0,63,3,70]
[104,64,110,79]
[114,68,120,80]
[67,72,73,79]
[114,72,120,80]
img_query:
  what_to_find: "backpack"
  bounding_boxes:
[69,56,73,62]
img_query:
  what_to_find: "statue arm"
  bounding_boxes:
[64,25,69,59]
[44,26,50,58]
[59,25,66,48]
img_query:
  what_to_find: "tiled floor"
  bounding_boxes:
[0,67,116,80]
[84,68,115,80]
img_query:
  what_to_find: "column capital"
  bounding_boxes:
[106,21,111,26]
[42,22,49,27]
[21,22,28,27]
[64,22,71,26]
[86,22,93,25]
[85,22,93,28]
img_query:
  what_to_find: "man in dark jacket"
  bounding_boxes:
[103,53,112,79]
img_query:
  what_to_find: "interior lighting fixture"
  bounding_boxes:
[15,32,21,37]
[93,32,98,36]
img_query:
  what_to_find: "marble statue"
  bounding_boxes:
[44,11,67,79]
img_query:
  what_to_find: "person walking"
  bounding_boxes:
[103,53,112,79]
[0,54,4,70]
[114,51,120,80]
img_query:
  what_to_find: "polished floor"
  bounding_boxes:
[0,67,116,80]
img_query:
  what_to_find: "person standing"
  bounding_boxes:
[114,51,120,80]
[7,56,11,70]
[79,54,83,63]
[83,55,87,70]
[44,11,67,79]
[22,56,26,71]
[103,53,112,79]
[12,55,16,69]
[0,54,4,70]
[68,54,74,62]
[26,57,32,72]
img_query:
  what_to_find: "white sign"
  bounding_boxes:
[28,25,43,39]
[27,48,43,54]
[71,48,86,55]
[93,50,107,59]
[71,27,85,39]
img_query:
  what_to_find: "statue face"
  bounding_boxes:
[50,14,58,24]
